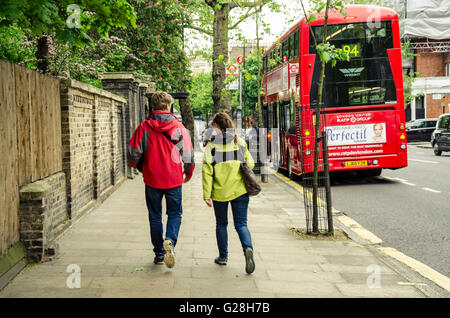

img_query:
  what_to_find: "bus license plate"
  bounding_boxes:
[344,160,368,167]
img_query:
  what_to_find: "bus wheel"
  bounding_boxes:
[364,168,382,177]
[433,142,442,156]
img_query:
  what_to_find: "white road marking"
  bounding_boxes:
[383,176,415,186]
[409,158,439,164]
[423,187,441,193]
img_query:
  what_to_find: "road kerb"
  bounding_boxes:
[336,215,383,245]
[273,171,383,245]
[272,170,450,294]
[378,247,450,292]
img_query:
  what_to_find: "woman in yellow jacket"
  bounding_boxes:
[202,112,255,274]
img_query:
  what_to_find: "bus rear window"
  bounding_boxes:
[309,21,396,108]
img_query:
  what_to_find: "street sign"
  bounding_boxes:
[226,64,238,76]
[237,56,244,65]
[289,63,299,75]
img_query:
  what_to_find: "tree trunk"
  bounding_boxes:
[36,35,50,74]
[312,0,331,234]
[179,97,196,149]
[211,4,231,114]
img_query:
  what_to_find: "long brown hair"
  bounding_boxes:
[212,112,238,143]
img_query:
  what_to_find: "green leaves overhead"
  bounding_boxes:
[0,0,137,46]
[0,0,190,91]
[316,43,348,67]
[111,0,191,91]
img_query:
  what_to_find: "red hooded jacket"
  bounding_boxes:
[127,111,195,189]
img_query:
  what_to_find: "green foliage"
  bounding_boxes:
[401,41,422,106]
[316,42,349,67]
[0,26,35,66]
[242,50,264,115]
[45,34,136,88]
[189,72,214,116]
[0,1,190,92]
[111,0,191,91]
[0,0,137,46]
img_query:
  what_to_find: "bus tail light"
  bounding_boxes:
[267,132,272,140]
[305,150,311,156]
[400,134,406,140]
[400,124,405,130]
[305,130,311,136]
[373,159,379,165]
[400,144,406,150]
[305,140,311,146]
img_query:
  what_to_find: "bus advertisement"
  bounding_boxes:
[261,5,408,178]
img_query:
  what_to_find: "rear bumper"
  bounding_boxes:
[328,153,408,172]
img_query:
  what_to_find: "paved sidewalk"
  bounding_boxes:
[0,153,427,298]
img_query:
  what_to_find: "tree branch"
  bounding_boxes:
[229,7,256,30]
[186,24,214,37]
[229,0,265,9]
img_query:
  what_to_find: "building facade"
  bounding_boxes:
[398,0,450,121]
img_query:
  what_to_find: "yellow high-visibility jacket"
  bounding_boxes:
[202,133,254,202]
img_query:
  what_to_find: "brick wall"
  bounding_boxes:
[416,52,445,77]
[1,67,152,283]
[426,93,450,118]
[60,79,128,220]
[19,172,66,262]
[100,73,152,179]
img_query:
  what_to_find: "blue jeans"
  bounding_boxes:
[145,185,182,256]
[213,193,253,259]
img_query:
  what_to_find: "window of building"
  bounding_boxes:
[446,63,450,77]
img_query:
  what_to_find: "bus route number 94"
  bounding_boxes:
[342,44,361,58]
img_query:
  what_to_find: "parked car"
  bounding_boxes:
[431,114,450,156]
[405,118,438,142]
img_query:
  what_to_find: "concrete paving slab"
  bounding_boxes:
[0,153,430,298]
[335,283,425,298]
[256,280,342,297]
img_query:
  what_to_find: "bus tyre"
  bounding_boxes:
[366,168,382,177]
[433,143,442,156]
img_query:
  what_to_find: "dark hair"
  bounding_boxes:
[213,112,238,143]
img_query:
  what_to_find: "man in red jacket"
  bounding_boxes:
[127,91,195,268]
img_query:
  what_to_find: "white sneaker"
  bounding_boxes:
[163,240,175,268]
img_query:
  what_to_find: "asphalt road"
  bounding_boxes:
[329,143,450,278]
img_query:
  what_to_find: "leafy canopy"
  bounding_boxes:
[0,0,136,46]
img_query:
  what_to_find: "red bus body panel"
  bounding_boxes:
[263,5,408,176]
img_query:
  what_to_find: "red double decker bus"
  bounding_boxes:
[262,5,408,178]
